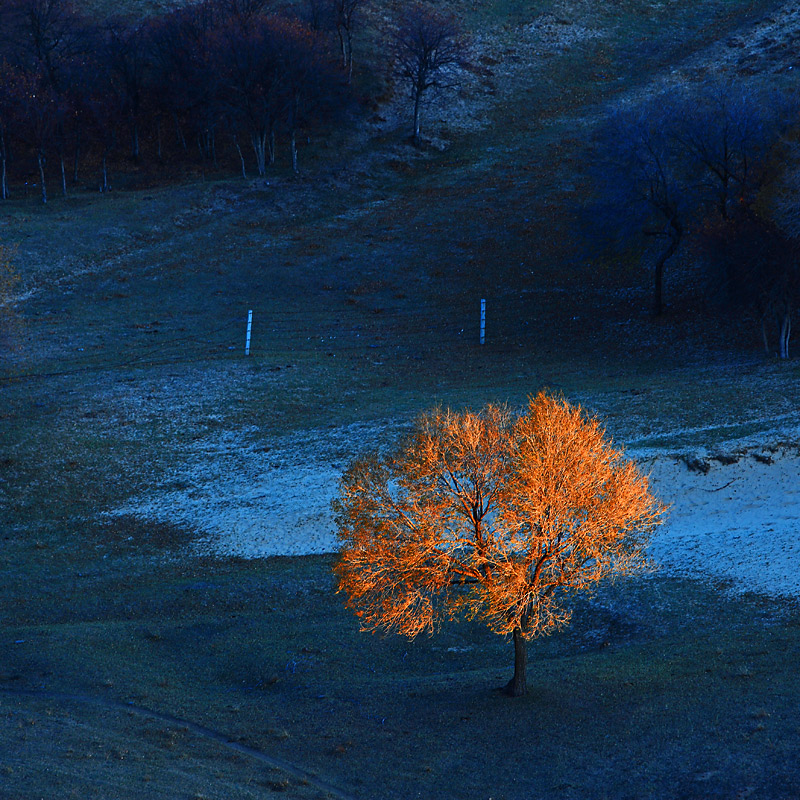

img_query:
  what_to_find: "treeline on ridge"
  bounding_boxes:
[0,0,384,200]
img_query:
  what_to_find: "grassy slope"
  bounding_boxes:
[2,0,800,797]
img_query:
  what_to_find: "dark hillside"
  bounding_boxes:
[2,1,800,798]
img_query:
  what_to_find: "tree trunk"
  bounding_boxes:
[251,131,266,177]
[72,140,80,183]
[719,175,730,220]
[268,127,275,166]
[174,113,187,152]
[504,627,528,697]
[157,119,163,162]
[101,154,109,193]
[653,253,665,317]
[652,219,681,317]
[347,44,354,83]
[412,89,422,147]
[234,133,247,179]
[290,95,299,173]
[131,121,140,162]
[780,312,791,359]
[38,152,47,205]
[60,154,67,197]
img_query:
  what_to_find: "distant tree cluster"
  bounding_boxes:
[0,0,468,202]
[589,80,800,358]
[0,0,370,200]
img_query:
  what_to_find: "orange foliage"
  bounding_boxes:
[333,393,666,649]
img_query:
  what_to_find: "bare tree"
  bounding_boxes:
[273,19,340,173]
[220,14,282,176]
[759,262,798,360]
[148,1,225,165]
[391,4,464,147]
[590,95,692,316]
[330,0,362,81]
[8,65,60,203]
[589,81,795,321]
[670,81,794,220]
[3,0,90,196]
[103,18,150,162]
[3,0,88,93]
[75,56,121,193]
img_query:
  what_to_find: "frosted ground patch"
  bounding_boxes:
[645,450,800,598]
[112,421,406,558]
[114,423,800,598]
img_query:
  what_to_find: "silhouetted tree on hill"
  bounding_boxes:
[588,81,794,318]
[670,81,795,220]
[391,4,464,147]
[590,94,693,316]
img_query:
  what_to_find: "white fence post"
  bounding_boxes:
[245,309,253,355]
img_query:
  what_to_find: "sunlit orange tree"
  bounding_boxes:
[333,392,666,696]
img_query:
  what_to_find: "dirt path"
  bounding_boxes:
[0,685,356,800]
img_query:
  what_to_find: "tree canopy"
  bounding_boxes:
[334,392,666,696]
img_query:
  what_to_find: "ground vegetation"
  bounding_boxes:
[2,0,800,795]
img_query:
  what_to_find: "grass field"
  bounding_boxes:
[2,0,800,797]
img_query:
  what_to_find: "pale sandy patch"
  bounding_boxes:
[113,426,800,599]
[120,464,342,558]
